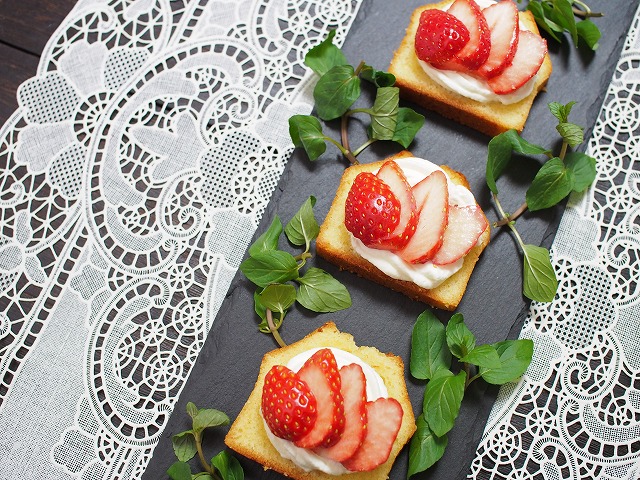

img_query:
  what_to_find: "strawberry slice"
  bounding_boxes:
[399,170,449,264]
[445,0,491,70]
[261,365,318,442]
[415,9,470,65]
[478,1,519,79]
[315,363,367,462]
[344,172,401,248]
[431,205,488,265]
[375,161,418,250]
[294,349,345,449]
[487,30,547,94]
[341,398,403,472]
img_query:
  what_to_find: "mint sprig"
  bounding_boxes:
[167,403,243,480]
[290,31,425,165]
[407,311,533,477]
[240,196,351,347]
[486,101,597,303]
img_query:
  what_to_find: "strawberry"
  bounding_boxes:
[341,398,404,472]
[487,30,547,94]
[446,0,491,70]
[477,0,519,79]
[344,172,401,247]
[294,349,345,449]
[374,161,418,250]
[261,365,318,442]
[431,205,488,265]
[415,9,470,65]
[315,363,367,462]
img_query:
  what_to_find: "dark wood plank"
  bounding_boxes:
[0,43,39,125]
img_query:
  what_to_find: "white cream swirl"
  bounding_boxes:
[262,347,388,475]
[350,157,477,290]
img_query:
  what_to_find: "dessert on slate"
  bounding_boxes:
[389,0,552,136]
[225,322,415,480]
[316,151,489,311]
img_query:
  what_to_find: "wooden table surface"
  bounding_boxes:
[0,0,78,125]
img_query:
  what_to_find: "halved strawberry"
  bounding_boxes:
[341,398,403,472]
[431,205,488,265]
[294,349,345,449]
[446,0,491,70]
[374,161,418,250]
[415,9,470,65]
[344,172,401,248]
[487,30,547,94]
[315,363,367,462]
[478,1,519,79]
[399,170,449,264]
[261,365,318,442]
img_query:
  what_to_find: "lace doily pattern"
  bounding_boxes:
[0,0,361,478]
[470,6,640,479]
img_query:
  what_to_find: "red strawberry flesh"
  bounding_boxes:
[315,363,367,463]
[415,9,470,65]
[261,365,318,442]
[431,205,488,265]
[341,397,403,472]
[294,349,345,449]
[478,1,519,79]
[446,0,491,70]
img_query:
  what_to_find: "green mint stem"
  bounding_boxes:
[266,308,287,348]
[558,140,568,161]
[463,362,473,389]
[352,138,377,157]
[340,112,359,165]
[294,251,312,263]
[194,432,219,479]
[493,193,527,252]
[494,201,528,228]
[572,0,603,18]
[466,372,483,387]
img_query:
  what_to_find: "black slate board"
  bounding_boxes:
[143,2,637,479]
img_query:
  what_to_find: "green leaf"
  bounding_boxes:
[193,408,230,434]
[254,289,284,333]
[259,283,297,314]
[445,313,475,359]
[369,87,399,141]
[171,431,196,462]
[486,130,549,194]
[459,344,501,369]
[410,310,452,380]
[248,216,282,257]
[527,2,563,41]
[167,461,192,480]
[522,244,558,302]
[313,64,361,120]
[576,19,601,50]
[186,402,198,419]
[480,339,534,385]
[407,414,448,477]
[288,115,328,161]
[211,451,244,480]
[304,30,347,76]
[284,196,320,249]
[564,151,596,192]
[553,0,578,44]
[526,157,574,211]
[193,474,214,480]
[556,122,584,148]
[296,267,351,312]
[548,101,575,124]
[392,107,425,148]
[239,250,299,288]
[422,370,466,437]
[360,64,396,87]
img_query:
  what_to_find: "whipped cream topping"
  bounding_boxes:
[262,347,388,475]
[350,157,477,290]
[417,0,536,104]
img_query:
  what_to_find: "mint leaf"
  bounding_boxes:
[239,250,299,287]
[522,244,558,302]
[392,107,425,148]
[556,122,584,148]
[548,101,575,123]
[480,339,534,385]
[248,216,282,257]
[284,196,319,249]
[360,64,396,87]
[553,0,579,44]
[527,2,563,42]
[289,115,327,161]
[304,30,347,76]
[193,408,230,434]
[410,310,452,380]
[313,64,361,120]
[253,289,270,333]
[526,157,574,211]
[296,267,351,313]
[576,19,601,50]
[422,370,466,437]
[407,414,448,478]
[564,151,596,192]
[167,461,192,480]
[368,86,399,141]
[459,344,501,369]
[171,431,196,462]
[211,451,244,480]
[259,283,297,314]
[186,402,199,419]
[445,313,476,359]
